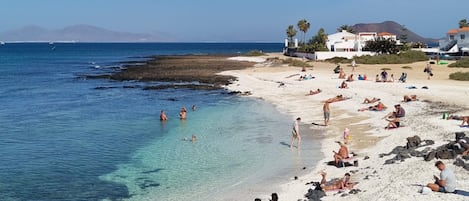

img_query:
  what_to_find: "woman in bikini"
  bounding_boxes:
[319,172,354,191]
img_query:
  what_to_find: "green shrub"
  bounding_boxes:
[380,67,391,71]
[448,59,469,68]
[243,50,266,56]
[449,71,469,81]
[354,50,428,64]
[325,57,351,64]
[402,66,412,69]
[283,58,313,67]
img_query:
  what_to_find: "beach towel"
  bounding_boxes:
[454,190,469,196]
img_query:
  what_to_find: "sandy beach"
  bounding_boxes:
[222,53,469,201]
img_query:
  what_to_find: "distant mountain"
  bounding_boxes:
[352,21,438,45]
[0,25,165,42]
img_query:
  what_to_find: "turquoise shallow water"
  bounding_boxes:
[0,43,321,201]
[102,97,322,201]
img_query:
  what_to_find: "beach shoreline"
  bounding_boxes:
[222,53,469,201]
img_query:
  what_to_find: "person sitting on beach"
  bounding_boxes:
[375,74,381,82]
[160,110,168,121]
[346,74,354,82]
[338,68,346,79]
[358,102,386,112]
[270,193,278,201]
[333,141,349,166]
[462,116,469,127]
[398,72,407,83]
[333,65,341,74]
[427,161,456,193]
[358,74,364,80]
[387,74,395,82]
[339,81,348,89]
[363,97,380,104]
[380,70,388,81]
[307,88,322,96]
[385,112,400,129]
[403,95,418,102]
[179,107,187,119]
[318,172,354,191]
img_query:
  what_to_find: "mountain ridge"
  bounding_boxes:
[0,25,166,42]
[351,21,438,45]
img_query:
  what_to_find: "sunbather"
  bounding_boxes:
[375,74,381,82]
[403,95,417,102]
[462,116,469,126]
[338,69,346,79]
[346,74,354,82]
[333,141,349,166]
[385,112,400,129]
[318,171,354,191]
[307,88,322,96]
[326,95,347,103]
[358,102,386,112]
[363,97,380,104]
[339,81,348,89]
[398,72,407,83]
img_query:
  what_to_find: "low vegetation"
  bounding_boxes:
[402,66,413,69]
[325,57,351,64]
[354,51,428,64]
[283,58,313,67]
[243,50,266,57]
[380,67,391,71]
[448,58,469,68]
[449,72,469,81]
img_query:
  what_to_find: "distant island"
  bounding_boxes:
[0,25,168,42]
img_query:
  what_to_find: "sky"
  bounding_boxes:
[0,0,468,42]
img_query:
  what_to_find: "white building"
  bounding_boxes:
[326,30,399,52]
[439,27,469,54]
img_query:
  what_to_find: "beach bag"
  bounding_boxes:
[406,135,421,149]
[436,148,455,159]
[456,132,466,141]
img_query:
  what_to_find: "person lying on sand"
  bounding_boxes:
[385,112,400,129]
[338,69,346,79]
[306,88,322,96]
[333,141,349,166]
[403,95,418,102]
[363,97,380,104]
[339,81,348,89]
[346,74,354,82]
[447,115,467,120]
[318,171,354,191]
[325,95,348,103]
[358,102,386,112]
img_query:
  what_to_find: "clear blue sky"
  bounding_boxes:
[1,0,468,41]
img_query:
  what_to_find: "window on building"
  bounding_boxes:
[450,35,454,40]
[461,34,466,40]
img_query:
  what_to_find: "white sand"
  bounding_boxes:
[223,55,469,201]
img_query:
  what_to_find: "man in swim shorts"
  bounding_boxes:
[323,102,330,126]
[290,117,301,149]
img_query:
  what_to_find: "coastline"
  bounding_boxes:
[222,53,469,201]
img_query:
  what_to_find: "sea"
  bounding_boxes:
[0,43,322,201]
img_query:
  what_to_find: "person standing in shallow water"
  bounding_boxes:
[160,110,168,121]
[179,107,187,119]
[290,117,301,149]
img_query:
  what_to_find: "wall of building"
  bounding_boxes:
[313,51,375,60]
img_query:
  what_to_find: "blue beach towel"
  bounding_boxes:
[454,190,469,196]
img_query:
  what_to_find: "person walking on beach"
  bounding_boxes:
[290,117,301,149]
[351,59,356,72]
[323,102,330,126]
[424,63,433,80]
[160,110,168,121]
[427,161,456,193]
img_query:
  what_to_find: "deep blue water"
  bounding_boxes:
[0,43,317,201]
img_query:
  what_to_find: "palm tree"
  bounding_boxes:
[286,25,297,47]
[297,19,310,47]
[337,25,355,33]
[459,19,468,28]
